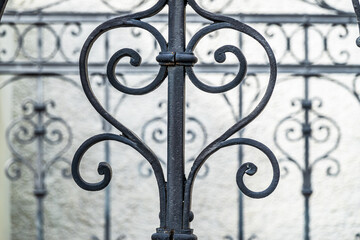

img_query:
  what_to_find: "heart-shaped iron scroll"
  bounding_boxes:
[72,0,280,233]
[274,97,341,178]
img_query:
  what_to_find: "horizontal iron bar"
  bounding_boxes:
[151,13,358,25]
[0,63,359,75]
[1,12,357,24]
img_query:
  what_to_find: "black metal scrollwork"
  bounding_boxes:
[72,0,279,237]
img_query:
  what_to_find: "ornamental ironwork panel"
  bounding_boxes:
[70,1,279,239]
[1,0,360,239]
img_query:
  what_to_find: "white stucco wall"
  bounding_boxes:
[0,84,11,240]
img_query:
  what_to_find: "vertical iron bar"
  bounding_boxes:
[35,22,45,240]
[302,23,312,240]
[167,0,186,232]
[35,76,45,240]
[104,139,111,240]
[303,76,311,240]
[238,83,244,240]
[238,30,244,240]
[35,194,45,240]
[104,32,111,240]
[104,83,111,240]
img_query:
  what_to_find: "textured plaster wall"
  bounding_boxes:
[0,85,12,240]
[3,0,360,240]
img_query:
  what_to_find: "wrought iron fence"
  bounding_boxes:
[1,0,360,239]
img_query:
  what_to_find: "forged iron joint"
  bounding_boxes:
[301,187,313,196]
[34,189,47,198]
[302,123,312,136]
[34,126,46,136]
[34,103,47,112]
[301,99,312,110]
[156,52,198,66]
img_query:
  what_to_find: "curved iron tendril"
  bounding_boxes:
[301,0,352,14]
[59,22,83,63]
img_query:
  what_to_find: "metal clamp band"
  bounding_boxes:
[156,52,198,66]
